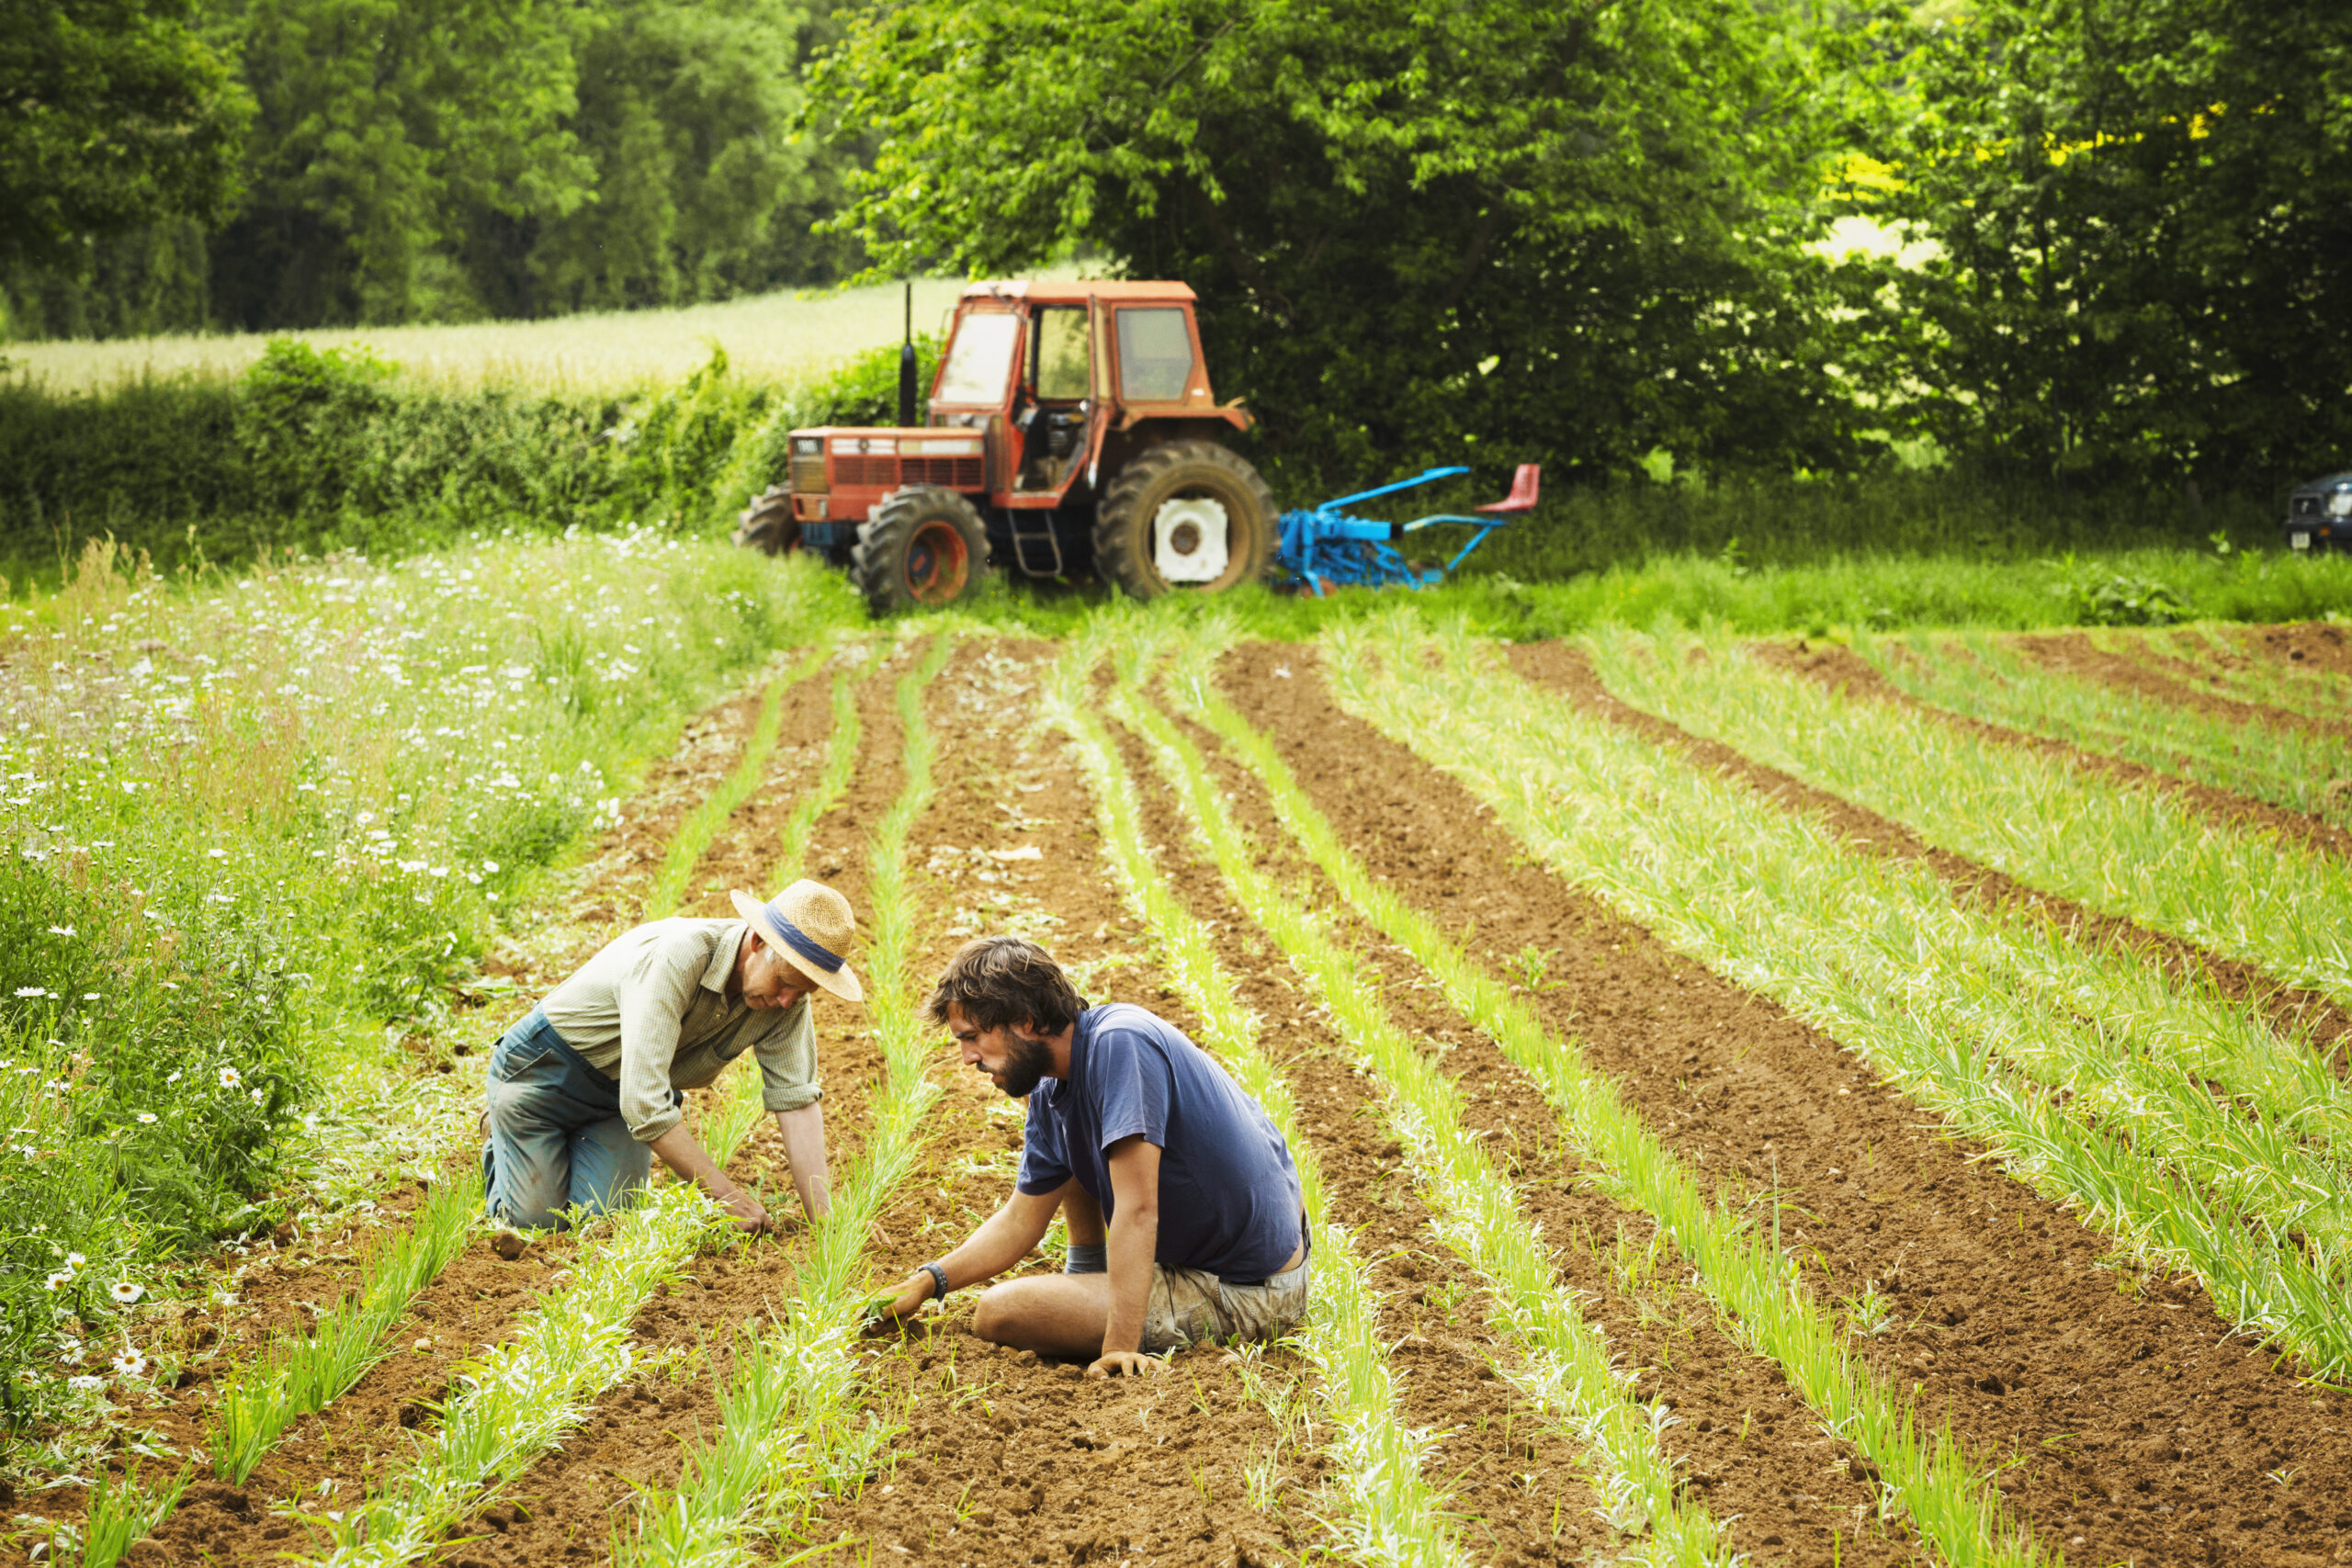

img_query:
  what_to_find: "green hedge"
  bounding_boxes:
[0,335,936,583]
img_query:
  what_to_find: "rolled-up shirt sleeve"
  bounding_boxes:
[614,936,704,1142]
[752,998,821,1113]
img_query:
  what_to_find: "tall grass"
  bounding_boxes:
[1333,613,2352,1379]
[1588,627,2352,1007]
[1041,623,1464,1568]
[617,631,956,1568]
[1848,628,2352,829]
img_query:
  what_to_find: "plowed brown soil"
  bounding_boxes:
[1132,702,1909,1565]
[1219,642,2352,1568]
[2014,631,2352,744]
[1748,638,2352,1062]
[2242,620,2352,682]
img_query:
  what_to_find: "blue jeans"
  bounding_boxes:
[481,1010,673,1229]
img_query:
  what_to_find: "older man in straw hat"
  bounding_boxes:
[481,879,865,1233]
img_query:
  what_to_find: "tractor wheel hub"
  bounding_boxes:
[1152,497,1230,583]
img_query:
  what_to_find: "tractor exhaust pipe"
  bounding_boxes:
[897,279,919,429]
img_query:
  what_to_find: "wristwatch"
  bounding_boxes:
[918,1262,950,1303]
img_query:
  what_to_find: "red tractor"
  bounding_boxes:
[733,281,1278,614]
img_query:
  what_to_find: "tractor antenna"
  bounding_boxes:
[897,279,919,428]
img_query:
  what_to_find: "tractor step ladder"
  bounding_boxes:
[1006,512,1065,577]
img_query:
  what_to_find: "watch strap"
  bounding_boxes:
[919,1262,950,1303]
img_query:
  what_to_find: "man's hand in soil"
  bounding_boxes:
[1085,1349,1166,1380]
[650,1123,768,1235]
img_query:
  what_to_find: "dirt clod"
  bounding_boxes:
[489,1231,528,1261]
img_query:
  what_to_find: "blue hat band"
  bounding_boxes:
[765,905,844,974]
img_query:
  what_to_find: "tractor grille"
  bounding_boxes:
[834,455,898,487]
[829,455,984,490]
[903,456,986,488]
[791,455,828,493]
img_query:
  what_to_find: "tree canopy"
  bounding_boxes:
[0,0,250,267]
[816,0,1895,483]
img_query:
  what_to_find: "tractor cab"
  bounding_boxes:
[738,282,1275,614]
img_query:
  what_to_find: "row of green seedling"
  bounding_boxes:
[1161,627,2054,1568]
[2155,624,2352,726]
[1581,629,2352,1241]
[616,630,956,1568]
[1329,613,2352,1381]
[304,1072,763,1567]
[1109,634,1738,1568]
[1591,626,2352,1007]
[1847,627,2352,829]
[1041,626,1464,1568]
[642,643,838,919]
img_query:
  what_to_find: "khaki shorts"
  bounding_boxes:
[1139,1253,1311,1354]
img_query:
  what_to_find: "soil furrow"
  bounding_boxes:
[2012,630,2352,745]
[2225,621,2352,684]
[1665,639,2352,1069]
[1758,636,2352,865]
[137,655,873,1565]
[1223,641,2352,1567]
[1136,697,1917,1566]
[808,639,1301,1568]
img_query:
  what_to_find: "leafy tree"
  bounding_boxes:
[814,0,1894,484]
[1875,0,2352,491]
[0,0,250,266]
[209,0,594,326]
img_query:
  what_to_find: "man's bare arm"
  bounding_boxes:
[882,1186,1067,1318]
[774,1102,831,1220]
[647,1123,767,1233]
[1091,1135,1162,1376]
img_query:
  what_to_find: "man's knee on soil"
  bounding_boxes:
[969,1281,1023,1345]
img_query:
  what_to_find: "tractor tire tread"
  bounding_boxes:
[1092,440,1277,601]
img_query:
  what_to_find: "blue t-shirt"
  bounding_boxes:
[1015,1003,1303,1281]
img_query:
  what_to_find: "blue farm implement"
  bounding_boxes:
[1276,464,1540,593]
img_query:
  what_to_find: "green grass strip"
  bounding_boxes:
[1328,612,2352,1381]
[1593,626,2352,1007]
[1850,628,2352,830]
[1038,624,1464,1568]
[77,1463,190,1568]
[1585,628,2352,1199]
[209,1173,485,1483]
[1164,632,2053,1568]
[1105,642,1736,1567]
[617,631,957,1568]
[644,644,834,919]
[301,1050,768,1565]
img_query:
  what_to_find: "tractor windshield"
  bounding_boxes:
[935,311,1020,405]
[1116,307,1195,401]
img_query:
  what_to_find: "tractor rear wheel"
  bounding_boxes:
[853,485,991,615]
[733,485,797,555]
[1091,441,1276,600]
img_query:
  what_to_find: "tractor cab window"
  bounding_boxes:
[934,310,1020,405]
[1031,307,1091,400]
[1116,308,1195,401]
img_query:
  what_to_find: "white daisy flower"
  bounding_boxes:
[43,1272,72,1292]
[64,1252,85,1267]
[134,1112,157,1124]
[217,1066,242,1089]
[108,1281,143,1304]
[67,1373,104,1393]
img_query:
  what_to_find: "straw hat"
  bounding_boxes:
[728,879,864,1003]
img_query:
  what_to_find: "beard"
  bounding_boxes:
[991,1030,1056,1099]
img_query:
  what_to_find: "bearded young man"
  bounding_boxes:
[879,936,1309,1376]
[480,879,864,1233]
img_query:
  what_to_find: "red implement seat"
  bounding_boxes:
[1476,463,1541,515]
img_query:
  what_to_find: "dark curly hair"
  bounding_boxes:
[925,937,1089,1036]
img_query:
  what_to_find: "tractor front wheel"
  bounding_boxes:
[853,485,991,615]
[733,485,797,555]
[1091,441,1276,600]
